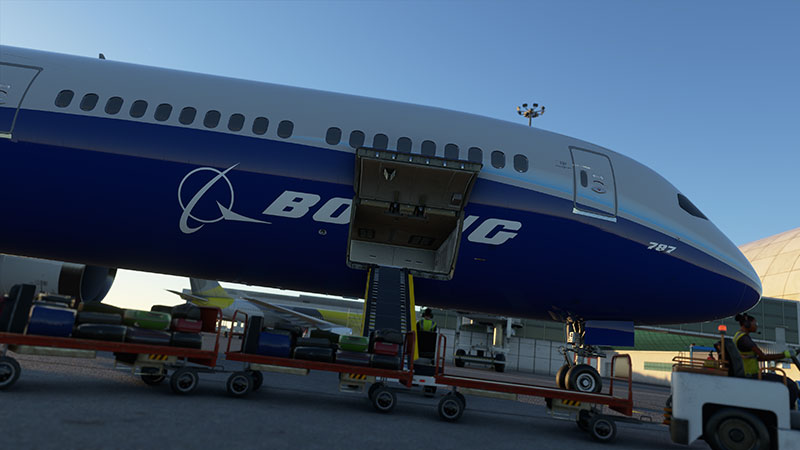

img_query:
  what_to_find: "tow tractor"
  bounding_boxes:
[667,327,800,449]
[452,313,521,373]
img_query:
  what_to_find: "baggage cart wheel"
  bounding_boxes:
[555,364,569,390]
[226,372,253,398]
[438,393,465,422]
[587,415,617,443]
[371,385,397,413]
[0,356,21,390]
[455,391,466,408]
[704,408,770,450]
[141,372,166,386]
[368,382,383,401]
[576,410,591,432]
[423,386,437,398]
[249,370,263,391]
[566,364,603,393]
[170,367,199,395]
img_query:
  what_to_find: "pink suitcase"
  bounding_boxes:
[171,318,202,333]
[372,341,399,356]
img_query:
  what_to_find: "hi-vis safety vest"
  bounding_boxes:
[418,319,437,332]
[733,331,759,377]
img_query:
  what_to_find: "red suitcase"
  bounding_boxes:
[372,341,399,356]
[171,318,202,333]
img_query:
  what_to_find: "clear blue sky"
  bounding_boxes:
[1,1,798,306]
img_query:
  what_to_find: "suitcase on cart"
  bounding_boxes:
[171,303,202,321]
[309,329,340,346]
[257,331,292,358]
[26,305,76,337]
[76,311,123,325]
[371,329,403,345]
[79,302,124,316]
[150,305,174,315]
[74,324,127,342]
[370,353,402,370]
[2,284,37,333]
[171,318,202,333]
[170,332,203,349]
[338,335,369,353]
[296,337,335,349]
[38,295,74,308]
[293,346,334,363]
[122,310,171,330]
[274,321,303,337]
[125,327,172,346]
[242,316,264,354]
[372,341,400,356]
[335,350,371,366]
[198,306,220,332]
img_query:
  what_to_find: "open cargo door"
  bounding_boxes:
[347,148,481,280]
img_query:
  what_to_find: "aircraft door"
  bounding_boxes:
[570,147,617,221]
[0,63,41,139]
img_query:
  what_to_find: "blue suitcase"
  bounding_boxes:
[26,305,76,337]
[257,331,292,358]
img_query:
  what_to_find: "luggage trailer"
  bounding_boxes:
[0,308,225,395]
[429,334,640,443]
[221,310,418,412]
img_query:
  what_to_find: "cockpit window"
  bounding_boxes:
[678,194,708,220]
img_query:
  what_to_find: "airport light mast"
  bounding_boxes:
[516,102,545,126]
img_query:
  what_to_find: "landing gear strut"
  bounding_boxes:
[556,318,603,393]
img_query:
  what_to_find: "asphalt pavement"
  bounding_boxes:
[0,351,709,450]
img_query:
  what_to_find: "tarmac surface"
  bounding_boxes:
[0,347,709,450]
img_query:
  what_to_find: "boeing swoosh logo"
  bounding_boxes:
[178,164,270,234]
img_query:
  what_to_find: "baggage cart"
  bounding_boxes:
[0,308,223,395]
[222,311,416,413]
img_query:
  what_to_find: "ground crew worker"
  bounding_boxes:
[417,308,437,333]
[733,313,799,409]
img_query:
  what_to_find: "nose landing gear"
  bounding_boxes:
[556,319,604,393]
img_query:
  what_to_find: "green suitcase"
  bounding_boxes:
[338,335,369,353]
[122,310,171,331]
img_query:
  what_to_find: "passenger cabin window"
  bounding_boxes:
[154,103,172,122]
[397,137,412,153]
[445,144,459,160]
[349,130,365,148]
[179,107,196,125]
[678,194,708,220]
[130,100,148,118]
[203,110,221,128]
[228,113,245,132]
[104,96,123,115]
[253,117,269,135]
[325,127,341,145]
[468,147,483,163]
[277,120,294,138]
[80,93,99,111]
[54,90,74,108]
[514,154,529,172]
[421,140,436,156]
[373,133,388,150]
[491,150,505,169]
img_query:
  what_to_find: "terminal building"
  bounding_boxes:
[427,227,800,384]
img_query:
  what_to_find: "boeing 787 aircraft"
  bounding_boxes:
[0,47,760,356]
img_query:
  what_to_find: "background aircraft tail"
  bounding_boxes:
[190,278,233,299]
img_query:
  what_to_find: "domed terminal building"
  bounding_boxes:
[739,227,800,301]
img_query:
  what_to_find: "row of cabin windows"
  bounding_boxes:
[325,127,530,173]
[53,90,529,172]
[53,90,294,139]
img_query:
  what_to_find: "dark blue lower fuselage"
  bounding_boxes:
[0,107,760,324]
